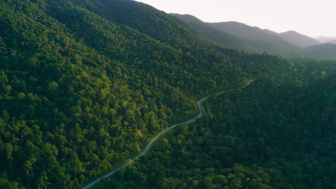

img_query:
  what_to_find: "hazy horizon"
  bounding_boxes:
[135,0,336,38]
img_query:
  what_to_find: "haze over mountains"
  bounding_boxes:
[314,36,336,44]
[329,39,336,44]
[172,14,336,60]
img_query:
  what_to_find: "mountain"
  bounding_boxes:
[263,29,279,35]
[300,43,336,60]
[314,36,336,43]
[208,22,302,58]
[0,0,292,188]
[279,31,320,47]
[172,14,334,61]
[170,14,249,51]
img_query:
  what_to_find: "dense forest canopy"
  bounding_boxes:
[96,60,336,189]
[0,0,335,188]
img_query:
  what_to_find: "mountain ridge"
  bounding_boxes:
[0,1,291,188]
[314,36,336,43]
[172,13,336,60]
[170,14,250,51]
[171,14,302,58]
[208,21,302,57]
[279,30,320,47]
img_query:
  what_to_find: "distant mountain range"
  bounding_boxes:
[170,14,249,51]
[279,31,320,47]
[172,14,336,60]
[314,36,336,44]
[208,21,301,57]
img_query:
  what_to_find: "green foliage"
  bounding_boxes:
[0,0,278,188]
[0,0,335,189]
[96,60,336,189]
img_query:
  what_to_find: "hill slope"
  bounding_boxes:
[279,31,320,47]
[0,0,294,188]
[96,60,336,189]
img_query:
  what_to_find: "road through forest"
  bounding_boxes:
[81,79,255,189]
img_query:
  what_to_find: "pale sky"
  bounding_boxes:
[135,0,336,37]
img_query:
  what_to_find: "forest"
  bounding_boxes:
[96,60,336,189]
[0,0,335,188]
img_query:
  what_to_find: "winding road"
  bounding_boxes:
[81,79,255,189]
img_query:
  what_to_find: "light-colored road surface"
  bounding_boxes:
[81,79,255,189]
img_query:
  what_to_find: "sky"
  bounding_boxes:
[135,0,336,37]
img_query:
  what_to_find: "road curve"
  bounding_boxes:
[81,79,255,189]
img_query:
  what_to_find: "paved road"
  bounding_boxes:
[81,79,255,189]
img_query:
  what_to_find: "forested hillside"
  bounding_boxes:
[300,44,336,61]
[96,60,336,189]
[0,0,335,189]
[0,0,289,188]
